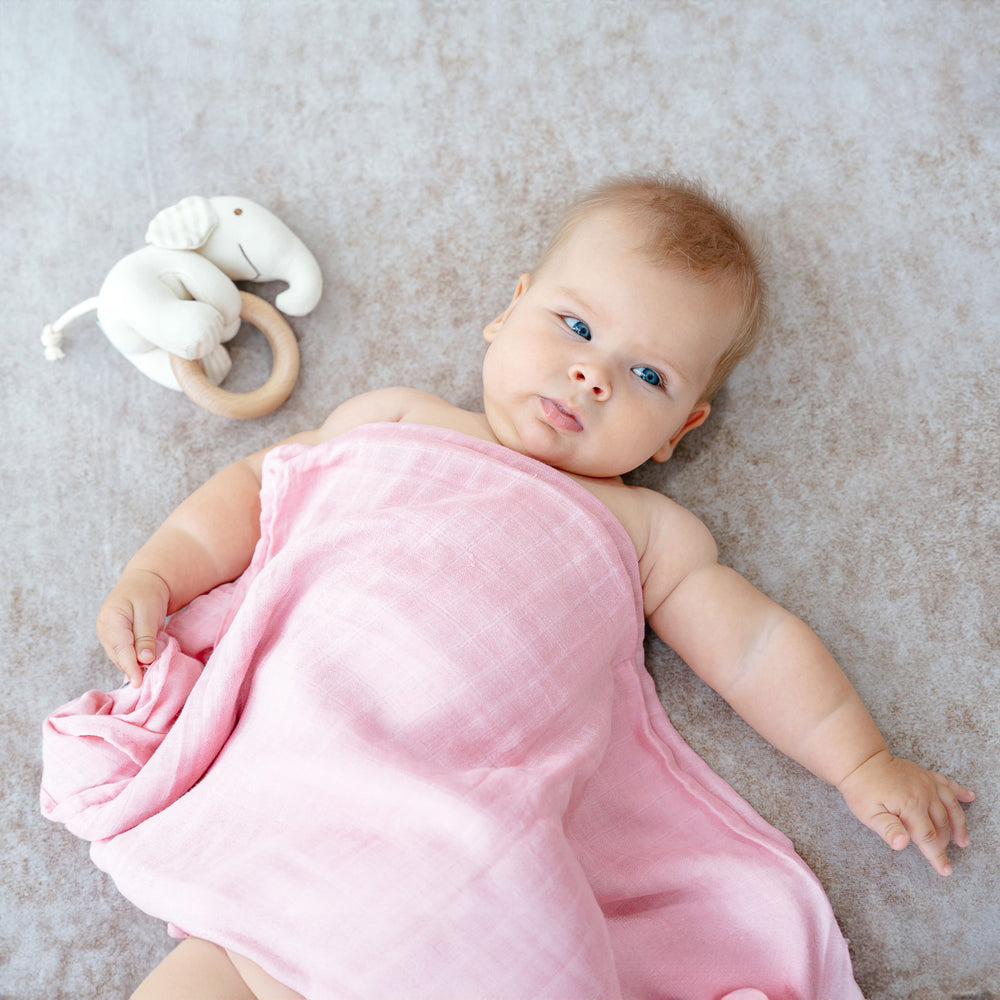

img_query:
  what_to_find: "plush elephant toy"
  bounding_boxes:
[43,195,322,396]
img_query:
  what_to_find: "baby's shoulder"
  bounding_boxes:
[588,482,718,612]
[315,387,475,439]
[631,484,717,560]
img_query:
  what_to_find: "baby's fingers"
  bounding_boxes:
[909,800,959,876]
[100,622,145,688]
[870,811,911,853]
[880,784,973,877]
[130,603,162,670]
[938,777,975,849]
[870,805,955,875]
[841,755,975,876]
[97,602,157,687]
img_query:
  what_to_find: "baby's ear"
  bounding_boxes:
[652,403,711,463]
[484,274,531,342]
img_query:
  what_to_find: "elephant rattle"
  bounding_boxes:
[42,195,323,419]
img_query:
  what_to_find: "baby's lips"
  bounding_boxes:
[540,397,583,432]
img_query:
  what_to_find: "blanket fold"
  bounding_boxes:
[42,422,862,999]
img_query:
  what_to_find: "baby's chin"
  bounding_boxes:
[549,456,634,482]
[536,443,642,480]
[484,413,636,479]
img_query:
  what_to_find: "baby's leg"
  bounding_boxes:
[130,938,306,1000]
[226,948,306,1000]
[130,939,255,999]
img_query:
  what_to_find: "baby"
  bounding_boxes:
[89,176,971,998]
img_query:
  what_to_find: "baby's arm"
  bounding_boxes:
[643,498,974,876]
[97,387,431,685]
[97,454,267,686]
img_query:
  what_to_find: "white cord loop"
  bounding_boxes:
[40,297,101,361]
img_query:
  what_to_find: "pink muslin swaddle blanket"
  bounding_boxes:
[42,423,862,999]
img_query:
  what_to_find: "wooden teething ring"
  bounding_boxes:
[170,291,300,419]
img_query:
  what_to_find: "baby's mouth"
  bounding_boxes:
[540,397,583,432]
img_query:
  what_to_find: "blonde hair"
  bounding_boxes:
[537,174,766,401]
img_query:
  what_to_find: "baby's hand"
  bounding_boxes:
[837,749,975,876]
[95,569,170,687]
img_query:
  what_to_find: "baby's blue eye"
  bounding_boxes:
[564,317,591,341]
[632,366,662,387]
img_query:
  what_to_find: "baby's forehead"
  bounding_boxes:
[566,204,643,246]
[535,208,648,277]
[547,222,743,336]
[550,211,738,294]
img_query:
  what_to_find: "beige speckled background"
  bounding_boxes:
[2,2,998,997]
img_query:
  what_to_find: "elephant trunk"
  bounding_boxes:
[273,247,324,316]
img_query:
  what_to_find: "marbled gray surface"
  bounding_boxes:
[3,2,998,996]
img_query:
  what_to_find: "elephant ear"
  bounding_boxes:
[145,196,220,250]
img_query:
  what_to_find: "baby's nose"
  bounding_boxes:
[571,365,610,399]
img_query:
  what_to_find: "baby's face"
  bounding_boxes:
[481,210,741,479]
